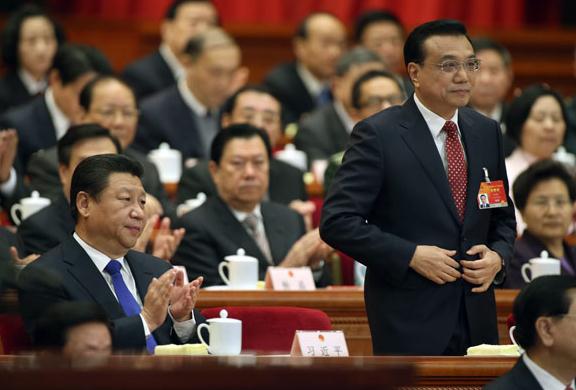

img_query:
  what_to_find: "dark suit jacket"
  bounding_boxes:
[294,103,350,162]
[263,62,317,124]
[18,236,205,350]
[121,50,177,100]
[504,230,576,289]
[26,145,173,216]
[134,86,206,160]
[320,96,516,355]
[0,71,37,114]
[17,194,74,256]
[173,197,307,287]
[1,95,57,169]
[484,357,542,389]
[176,159,308,205]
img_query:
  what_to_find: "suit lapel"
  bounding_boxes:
[125,251,155,301]
[261,203,291,266]
[327,104,351,152]
[399,97,460,224]
[458,110,483,226]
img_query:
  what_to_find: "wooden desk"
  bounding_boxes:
[0,355,516,390]
[197,288,519,356]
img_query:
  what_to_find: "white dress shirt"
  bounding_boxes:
[524,353,576,390]
[18,68,47,95]
[159,43,186,81]
[230,204,265,237]
[333,101,356,135]
[296,62,329,100]
[44,88,70,140]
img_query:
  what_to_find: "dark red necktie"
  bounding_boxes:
[566,385,574,390]
[443,120,467,222]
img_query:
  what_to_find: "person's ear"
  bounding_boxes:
[76,191,91,218]
[407,62,420,89]
[208,160,220,183]
[534,316,556,347]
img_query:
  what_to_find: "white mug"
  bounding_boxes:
[218,248,258,289]
[197,309,242,355]
[148,143,182,183]
[521,251,561,283]
[10,191,51,225]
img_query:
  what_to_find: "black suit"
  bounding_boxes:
[1,95,57,169]
[17,194,74,256]
[484,357,542,389]
[18,236,205,350]
[294,103,350,162]
[0,71,37,114]
[263,62,317,124]
[134,86,208,160]
[176,159,307,205]
[173,197,307,287]
[320,96,516,355]
[121,50,177,100]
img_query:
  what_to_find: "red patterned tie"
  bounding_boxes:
[443,120,467,222]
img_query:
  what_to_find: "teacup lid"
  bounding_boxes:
[22,191,50,205]
[149,142,182,157]
[530,250,560,263]
[207,309,241,324]
[225,248,258,262]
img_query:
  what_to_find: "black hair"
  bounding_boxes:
[354,10,405,43]
[210,123,272,164]
[294,12,339,39]
[335,47,382,77]
[183,27,235,62]
[51,43,97,85]
[513,159,576,211]
[0,4,65,69]
[471,37,512,67]
[512,275,576,350]
[80,75,137,111]
[33,301,110,349]
[351,69,405,110]
[403,19,470,67]
[58,123,121,166]
[77,44,114,76]
[505,84,568,146]
[165,0,215,21]
[70,154,142,222]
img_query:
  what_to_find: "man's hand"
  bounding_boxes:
[280,228,330,268]
[460,245,502,293]
[9,246,39,268]
[409,245,461,285]
[288,200,316,232]
[151,217,185,261]
[169,274,203,322]
[0,129,18,183]
[141,269,176,332]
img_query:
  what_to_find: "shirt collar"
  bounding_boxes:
[414,93,459,138]
[18,68,47,95]
[178,78,210,117]
[229,203,263,224]
[159,43,186,81]
[44,87,70,140]
[73,232,127,274]
[524,353,575,390]
[333,101,356,134]
[296,62,328,98]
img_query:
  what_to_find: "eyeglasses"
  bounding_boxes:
[94,107,139,121]
[428,59,481,73]
[361,95,405,109]
[528,197,572,210]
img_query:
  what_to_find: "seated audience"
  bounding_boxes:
[18,154,206,352]
[122,0,218,100]
[173,124,332,287]
[33,301,112,359]
[505,84,570,233]
[26,75,171,215]
[177,85,308,207]
[0,4,64,113]
[135,27,243,161]
[0,128,29,213]
[264,12,346,124]
[294,47,385,163]
[505,160,576,288]
[469,37,515,156]
[485,275,576,389]
[1,43,97,168]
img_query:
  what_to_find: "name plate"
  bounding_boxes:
[290,330,349,357]
[265,267,316,290]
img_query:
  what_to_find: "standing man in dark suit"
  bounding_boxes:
[485,275,576,389]
[19,154,205,351]
[135,27,242,162]
[173,124,331,287]
[264,12,346,124]
[122,0,218,100]
[320,20,516,355]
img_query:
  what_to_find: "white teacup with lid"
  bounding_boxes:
[197,309,242,355]
[218,248,258,289]
[10,191,51,225]
[176,192,207,217]
[148,142,182,183]
[274,144,307,172]
[521,250,561,283]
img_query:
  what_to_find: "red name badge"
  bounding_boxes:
[477,180,508,209]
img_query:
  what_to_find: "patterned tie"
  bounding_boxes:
[104,260,157,353]
[443,120,467,222]
[243,213,273,264]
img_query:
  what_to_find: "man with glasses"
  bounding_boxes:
[321,20,516,355]
[486,275,576,389]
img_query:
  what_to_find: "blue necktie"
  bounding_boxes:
[104,260,157,353]
[316,87,332,106]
